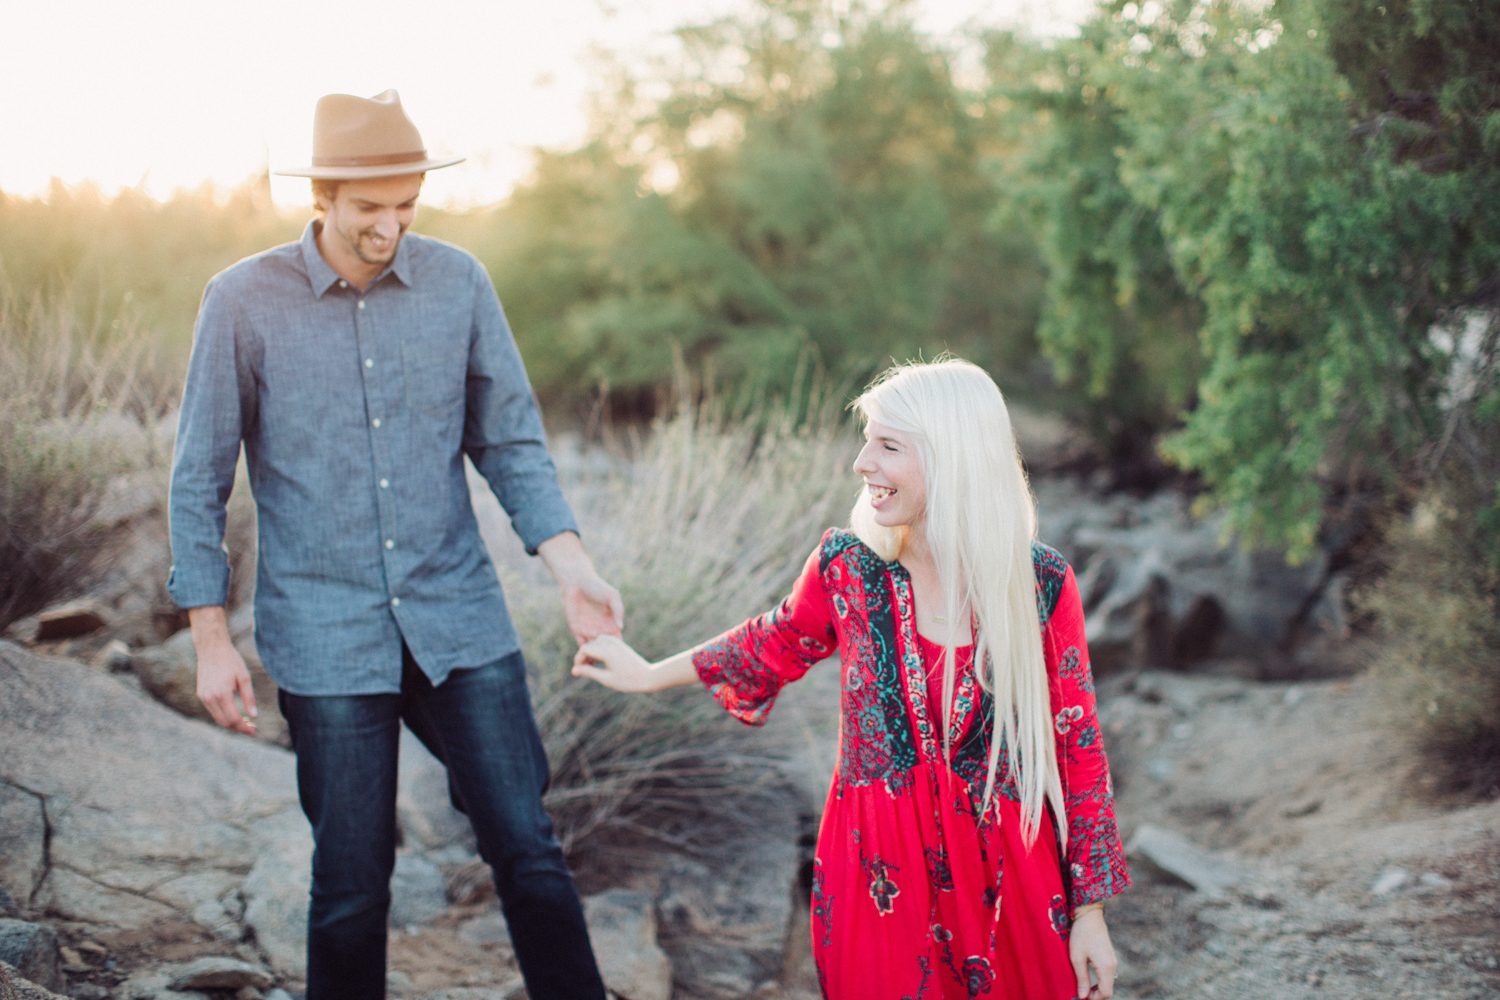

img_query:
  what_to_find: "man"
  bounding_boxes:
[168,90,613,1000]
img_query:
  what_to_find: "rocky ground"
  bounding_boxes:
[2,457,1497,999]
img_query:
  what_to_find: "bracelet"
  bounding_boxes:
[1072,901,1105,920]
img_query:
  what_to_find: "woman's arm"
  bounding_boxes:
[573,637,698,692]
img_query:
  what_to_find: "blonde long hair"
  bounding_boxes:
[850,358,1065,847]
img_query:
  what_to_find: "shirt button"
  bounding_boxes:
[379,478,389,489]
[365,358,374,368]
[358,300,367,310]
[371,418,381,428]
[385,539,395,550]
[338,280,348,289]
[390,597,400,607]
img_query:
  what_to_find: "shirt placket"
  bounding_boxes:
[352,283,404,614]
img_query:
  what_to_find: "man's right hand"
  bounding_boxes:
[188,606,259,736]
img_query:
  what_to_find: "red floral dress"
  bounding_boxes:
[692,529,1130,1000]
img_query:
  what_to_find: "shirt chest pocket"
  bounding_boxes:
[401,338,468,418]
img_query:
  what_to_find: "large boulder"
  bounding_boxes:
[582,890,672,1000]
[1035,482,1331,674]
[0,959,70,1000]
[0,921,59,992]
[0,641,301,929]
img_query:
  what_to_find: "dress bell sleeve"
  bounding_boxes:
[692,542,838,726]
[1047,565,1132,910]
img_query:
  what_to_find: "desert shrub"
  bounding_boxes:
[504,387,860,853]
[1362,478,1500,799]
[0,289,179,632]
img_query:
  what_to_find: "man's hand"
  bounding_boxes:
[188,606,258,736]
[1069,904,1117,999]
[537,531,624,645]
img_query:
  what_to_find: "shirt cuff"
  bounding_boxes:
[166,563,232,610]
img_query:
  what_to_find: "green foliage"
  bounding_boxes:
[986,29,1203,455]
[1012,0,1500,559]
[470,0,1046,413]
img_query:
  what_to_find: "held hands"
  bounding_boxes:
[1069,905,1118,999]
[559,572,625,646]
[572,635,662,693]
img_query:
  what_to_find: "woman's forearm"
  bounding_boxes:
[645,649,701,691]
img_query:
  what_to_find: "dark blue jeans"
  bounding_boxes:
[279,647,606,1000]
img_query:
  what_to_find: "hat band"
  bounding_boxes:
[310,149,429,167]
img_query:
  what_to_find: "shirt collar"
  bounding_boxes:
[300,219,416,298]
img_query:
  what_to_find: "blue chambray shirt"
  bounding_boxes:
[168,221,578,696]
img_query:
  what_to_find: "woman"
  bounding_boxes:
[575,359,1130,999]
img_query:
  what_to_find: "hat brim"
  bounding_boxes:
[274,155,465,179]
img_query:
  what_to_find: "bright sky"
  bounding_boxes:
[1,0,1094,209]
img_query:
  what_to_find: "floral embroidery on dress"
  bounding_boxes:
[1055,705,1085,735]
[1049,894,1072,939]
[811,858,835,947]
[924,845,954,892]
[960,956,995,998]
[865,855,902,915]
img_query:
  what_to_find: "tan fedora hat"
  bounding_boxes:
[275,89,463,179]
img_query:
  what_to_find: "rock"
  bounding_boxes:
[88,639,133,672]
[264,991,294,1000]
[446,858,493,906]
[1418,872,1454,889]
[389,853,449,927]
[242,810,312,977]
[458,914,511,947]
[0,784,46,909]
[421,990,511,1000]
[131,629,212,722]
[113,967,211,1000]
[583,890,672,1000]
[1034,479,1331,673]
[33,602,109,642]
[0,921,60,992]
[166,956,274,990]
[0,959,70,1000]
[1370,868,1410,896]
[397,728,474,851]
[0,641,300,930]
[1126,823,1243,898]
[0,890,14,920]
[386,969,418,995]
[70,984,109,999]
[656,823,799,998]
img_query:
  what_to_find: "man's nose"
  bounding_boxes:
[373,212,400,238]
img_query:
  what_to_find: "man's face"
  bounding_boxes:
[318,174,424,269]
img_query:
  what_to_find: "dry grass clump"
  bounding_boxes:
[1361,481,1500,800]
[0,289,179,631]
[507,390,860,854]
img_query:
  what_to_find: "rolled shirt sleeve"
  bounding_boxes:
[462,263,578,555]
[167,278,255,609]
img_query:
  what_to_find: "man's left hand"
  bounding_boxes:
[537,531,624,645]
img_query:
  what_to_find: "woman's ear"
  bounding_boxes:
[850,489,906,561]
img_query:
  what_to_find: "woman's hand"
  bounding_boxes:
[573,635,665,692]
[1069,905,1118,999]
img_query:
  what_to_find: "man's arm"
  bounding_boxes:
[462,261,624,642]
[168,277,259,734]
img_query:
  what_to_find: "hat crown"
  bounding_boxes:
[311,89,425,165]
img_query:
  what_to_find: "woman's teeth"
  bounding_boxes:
[869,485,895,501]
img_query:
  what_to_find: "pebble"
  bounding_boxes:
[1370,868,1409,895]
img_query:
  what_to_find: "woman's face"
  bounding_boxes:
[854,420,926,528]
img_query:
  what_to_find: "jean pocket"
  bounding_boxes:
[401,340,467,418]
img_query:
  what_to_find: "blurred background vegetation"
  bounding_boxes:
[3,0,1497,791]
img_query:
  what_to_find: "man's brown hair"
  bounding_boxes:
[311,179,342,214]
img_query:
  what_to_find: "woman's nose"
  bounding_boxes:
[853,442,876,475]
